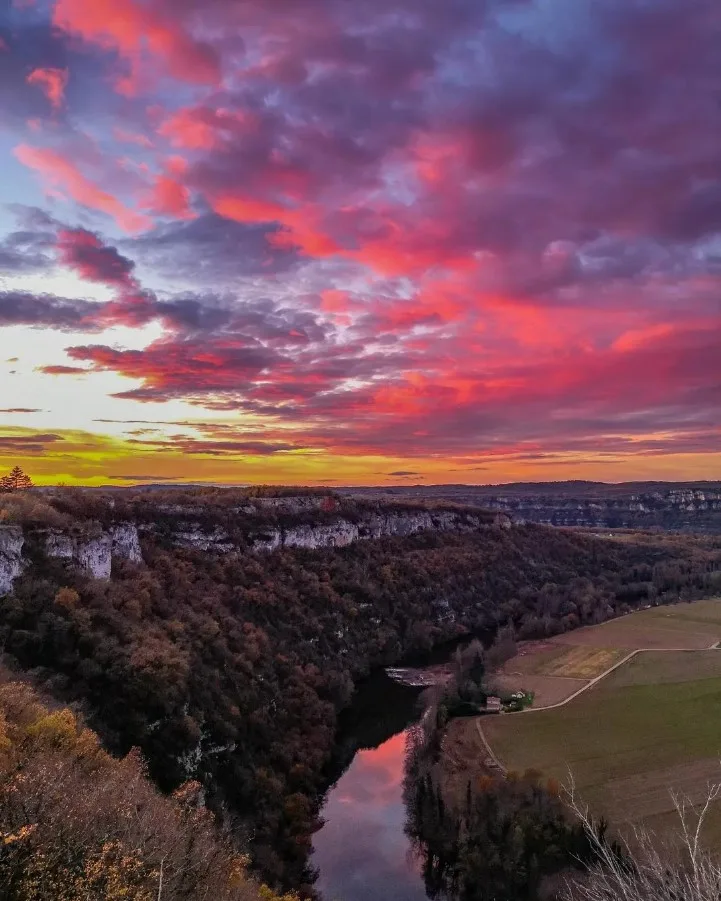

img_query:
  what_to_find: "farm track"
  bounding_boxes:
[521,641,720,713]
[477,641,721,776]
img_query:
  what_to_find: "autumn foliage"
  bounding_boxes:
[0,674,281,901]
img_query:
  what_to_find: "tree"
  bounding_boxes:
[563,782,721,901]
[0,466,34,492]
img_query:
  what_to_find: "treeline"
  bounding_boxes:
[0,671,298,901]
[0,485,496,534]
[0,507,720,892]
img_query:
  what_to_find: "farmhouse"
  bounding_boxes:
[485,696,502,713]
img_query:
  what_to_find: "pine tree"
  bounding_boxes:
[0,466,33,492]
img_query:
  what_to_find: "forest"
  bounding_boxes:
[1,489,720,893]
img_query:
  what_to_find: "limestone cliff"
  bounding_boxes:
[43,523,143,580]
[0,522,144,596]
[157,506,511,553]
[345,483,721,533]
[0,526,24,597]
[0,496,508,595]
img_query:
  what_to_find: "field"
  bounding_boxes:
[492,672,587,707]
[483,603,721,837]
[493,599,721,707]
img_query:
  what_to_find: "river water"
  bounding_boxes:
[310,668,434,901]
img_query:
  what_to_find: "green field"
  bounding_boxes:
[495,599,721,709]
[484,648,721,827]
[555,600,721,650]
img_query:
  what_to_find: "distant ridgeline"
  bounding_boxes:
[344,481,721,533]
[0,486,720,895]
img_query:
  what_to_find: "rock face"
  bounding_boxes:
[163,506,505,554]
[109,523,144,564]
[343,483,721,534]
[172,526,235,553]
[0,526,24,597]
[73,535,112,580]
[44,525,144,580]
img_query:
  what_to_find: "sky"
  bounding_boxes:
[0,0,719,486]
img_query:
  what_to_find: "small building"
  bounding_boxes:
[486,696,502,714]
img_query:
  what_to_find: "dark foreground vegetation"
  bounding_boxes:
[0,671,300,901]
[1,489,720,894]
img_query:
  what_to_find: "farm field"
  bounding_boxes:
[484,638,721,834]
[492,672,587,707]
[494,599,721,707]
[606,649,721,688]
[538,645,627,678]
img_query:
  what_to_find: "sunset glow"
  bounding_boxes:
[1,0,719,485]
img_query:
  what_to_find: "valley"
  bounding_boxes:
[2,486,721,898]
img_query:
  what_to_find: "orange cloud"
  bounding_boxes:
[14,144,151,233]
[26,67,68,109]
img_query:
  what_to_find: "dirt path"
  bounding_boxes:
[520,641,720,714]
[475,719,507,775]
[476,642,721,777]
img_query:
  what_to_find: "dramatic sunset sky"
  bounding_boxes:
[0,0,719,486]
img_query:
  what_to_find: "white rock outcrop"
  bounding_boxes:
[0,526,24,597]
[172,526,235,553]
[239,508,502,553]
[75,535,112,579]
[44,522,143,579]
[249,531,282,553]
[283,521,360,549]
[109,523,144,563]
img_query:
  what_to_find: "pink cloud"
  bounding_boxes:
[158,106,258,151]
[144,174,195,219]
[14,144,151,233]
[26,67,69,109]
[112,127,154,148]
[52,0,220,92]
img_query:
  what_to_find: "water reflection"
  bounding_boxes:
[312,730,429,901]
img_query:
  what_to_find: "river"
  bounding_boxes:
[310,663,442,901]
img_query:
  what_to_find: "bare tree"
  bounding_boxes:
[563,780,721,901]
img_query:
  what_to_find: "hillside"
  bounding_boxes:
[0,488,720,894]
[0,670,283,901]
[344,482,721,533]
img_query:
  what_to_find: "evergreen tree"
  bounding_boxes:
[0,466,33,492]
